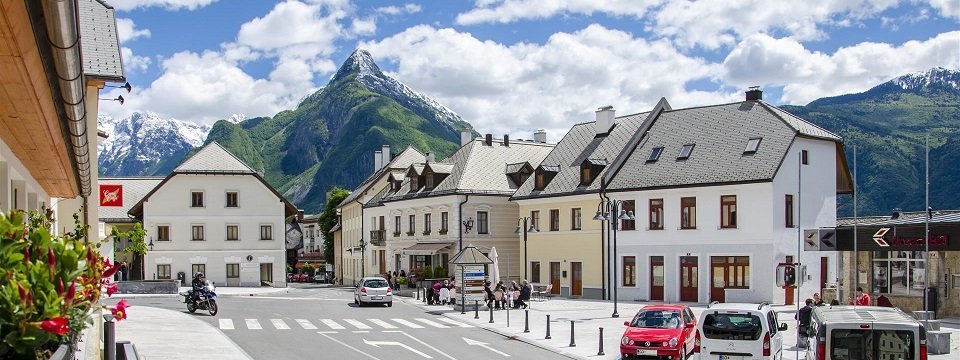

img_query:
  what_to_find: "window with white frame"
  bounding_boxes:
[260,225,273,240]
[477,211,489,234]
[872,251,926,295]
[191,191,204,207]
[226,225,239,241]
[192,225,204,241]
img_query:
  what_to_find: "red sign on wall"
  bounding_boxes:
[99,185,123,207]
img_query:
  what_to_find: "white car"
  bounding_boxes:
[354,277,393,307]
[695,302,788,360]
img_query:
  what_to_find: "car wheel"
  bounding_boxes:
[354,296,358,305]
[387,301,393,307]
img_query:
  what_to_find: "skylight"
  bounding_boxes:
[744,138,762,153]
[648,147,664,162]
[677,144,695,160]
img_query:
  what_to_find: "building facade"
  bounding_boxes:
[130,143,297,287]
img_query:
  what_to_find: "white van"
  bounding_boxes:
[695,302,788,360]
[803,305,927,360]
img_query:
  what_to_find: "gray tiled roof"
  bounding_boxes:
[512,112,649,199]
[606,101,830,191]
[837,210,960,227]
[426,163,455,174]
[505,162,530,174]
[761,102,841,140]
[339,147,426,206]
[175,142,255,173]
[78,0,124,81]
[98,177,163,222]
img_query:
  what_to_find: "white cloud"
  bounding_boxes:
[111,0,220,11]
[376,3,422,15]
[121,47,151,72]
[115,18,151,42]
[236,1,346,56]
[362,24,731,140]
[927,0,960,19]
[456,0,659,25]
[350,17,377,36]
[723,31,960,104]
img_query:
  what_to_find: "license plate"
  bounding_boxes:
[372,296,382,300]
[718,355,742,360]
[178,295,186,303]
[636,349,656,356]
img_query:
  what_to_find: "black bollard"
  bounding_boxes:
[417,287,420,300]
[597,327,605,355]
[545,314,552,339]
[421,288,425,303]
[489,306,494,323]
[524,310,530,333]
[569,320,576,347]
[475,300,480,319]
[507,306,510,327]
[103,315,116,360]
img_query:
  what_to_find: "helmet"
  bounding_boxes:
[195,272,204,278]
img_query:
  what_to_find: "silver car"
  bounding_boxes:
[354,277,393,307]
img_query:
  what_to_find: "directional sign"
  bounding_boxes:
[804,230,819,251]
[463,337,510,357]
[364,339,433,358]
[873,228,891,247]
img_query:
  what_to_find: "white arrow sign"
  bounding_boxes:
[363,339,433,358]
[463,337,510,357]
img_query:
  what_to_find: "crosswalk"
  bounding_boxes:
[218,317,473,331]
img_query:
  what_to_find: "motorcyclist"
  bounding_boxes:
[191,272,206,302]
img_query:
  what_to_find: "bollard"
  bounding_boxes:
[597,327,605,355]
[569,320,576,347]
[545,314,552,339]
[421,288,425,303]
[507,306,510,327]
[475,300,480,319]
[524,310,530,333]
[103,315,116,360]
[489,306,494,323]
[417,287,420,300]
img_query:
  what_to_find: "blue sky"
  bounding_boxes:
[103,0,960,141]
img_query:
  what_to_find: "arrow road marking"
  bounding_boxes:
[317,332,377,359]
[400,332,456,360]
[363,339,433,358]
[464,337,510,357]
[219,319,234,330]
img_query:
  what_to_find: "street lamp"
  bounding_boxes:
[595,199,635,318]
[359,239,367,278]
[515,217,538,279]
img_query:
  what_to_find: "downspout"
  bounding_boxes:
[39,0,92,197]
[356,198,365,280]
[599,180,606,300]
[458,194,469,251]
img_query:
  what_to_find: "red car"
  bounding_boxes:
[620,304,698,359]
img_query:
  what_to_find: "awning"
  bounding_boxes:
[401,242,452,256]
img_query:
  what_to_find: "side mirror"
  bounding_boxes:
[685,322,695,328]
[778,323,788,331]
[623,321,631,327]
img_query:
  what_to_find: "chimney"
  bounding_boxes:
[460,129,473,147]
[297,210,305,221]
[425,152,435,162]
[503,134,510,146]
[890,208,902,219]
[746,86,762,101]
[374,150,383,171]
[534,129,547,143]
[595,105,615,135]
[381,145,391,168]
[485,133,493,146]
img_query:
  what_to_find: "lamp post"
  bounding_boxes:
[594,199,635,318]
[515,217,538,280]
[359,240,367,278]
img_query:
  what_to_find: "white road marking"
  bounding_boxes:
[391,319,425,328]
[219,319,234,330]
[353,330,370,333]
[363,339,433,358]
[245,319,262,330]
[414,318,449,328]
[367,319,398,329]
[296,319,317,329]
[317,332,378,359]
[344,319,372,329]
[464,337,511,357]
[317,331,339,334]
[271,319,290,330]
[400,332,456,360]
[320,319,345,329]
[436,318,473,328]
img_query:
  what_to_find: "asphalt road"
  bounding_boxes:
[115,285,564,360]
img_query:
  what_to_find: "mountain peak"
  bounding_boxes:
[889,67,960,91]
[333,48,382,81]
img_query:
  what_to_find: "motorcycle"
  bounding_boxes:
[180,280,218,316]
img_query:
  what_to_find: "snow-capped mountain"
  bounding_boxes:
[891,67,960,91]
[98,112,212,176]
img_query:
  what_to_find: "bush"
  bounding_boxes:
[422,266,433,278]
[433,266,446,278]
[398,277,408,285]
[302,264,315,275]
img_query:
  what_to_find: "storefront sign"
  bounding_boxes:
[99,184,122,206]
[835,224,959,251]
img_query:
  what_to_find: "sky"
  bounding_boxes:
[101,0,960,141]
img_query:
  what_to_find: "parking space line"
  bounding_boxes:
[367,319,398,329]
[219,319,234,330]
[320,319,346,329]
[414,318,449,328]
[271,319,290,330]
[296,319,317,329]
[344,319,372,329]
[245,319,262,330]
[391,319,425,328]
[436,318,473,328]
[317,332,378,360]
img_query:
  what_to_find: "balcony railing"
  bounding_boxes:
[370,230,386,246]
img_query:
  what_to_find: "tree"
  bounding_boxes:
[112,222,147,280]
[319,187,350,266]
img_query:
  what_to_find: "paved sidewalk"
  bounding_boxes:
[115,306,252,360]
[399,295,959,359]
[113,286,289,298]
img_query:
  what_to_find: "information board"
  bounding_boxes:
[456,264,486,303]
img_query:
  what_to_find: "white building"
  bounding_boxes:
[601,91,853,305]
[130,142,298,287]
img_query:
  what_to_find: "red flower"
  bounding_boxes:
[58,279,65,295]
[23,247,30,264]
[47,247,56,270]
[39,317,69,335]
[17,283,26,303]
[102,261,120,278]
[111,300,130,321]
[105,282,118,297]
[65,281,76,302]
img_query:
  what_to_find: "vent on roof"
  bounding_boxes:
[485,134,493,146]
[648,147,664,162]
[746,86,762,101]
[503,134,510,146]
[677,144,695,160]
[744,138,762,154]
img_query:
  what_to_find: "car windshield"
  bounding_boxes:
[630,310,682,329]
[364,279,388,288]
[702,313,762,340]
[830,329,915,360]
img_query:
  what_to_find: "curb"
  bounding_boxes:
[113,288,291,299]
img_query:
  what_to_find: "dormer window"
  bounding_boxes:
[677,144,695,160]
[579,159,607,186]
[648,147,664,162]
[744,138,761,154]
[505,162,533,187]
[535,172,546,190]
[534,165,559,191]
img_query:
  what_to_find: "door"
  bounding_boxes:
[650,256,664,301]
[260,263,273,285]
[784,256,794,305]
[711,259,726,303]
[820,256,828,295]
[226,264,240,286]
[570,262,583,297]
[378,250,386,275]
[395,254,402,274]
[549,262,561,294]
[679,256,698,302]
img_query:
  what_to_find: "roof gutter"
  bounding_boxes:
[40,0,92,196]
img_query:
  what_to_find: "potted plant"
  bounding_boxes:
[438,229,448,235]
[422,230,431,236]
[392,231,401,237]
[405,231,415,236]
[433,266,446,278]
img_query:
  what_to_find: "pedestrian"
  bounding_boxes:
[830,299,840,306]
[494,280,506,309]
[812,292,825,306]
[432,280,443,305]
[851,287,871,306]
[119,261,128,281]
[796,298,813,348]
[439,279,451,305]
[449,278,457,305]
[484,281,495,309]
[113,260,121,281]
[514,280,531,309]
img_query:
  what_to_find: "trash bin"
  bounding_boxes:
[177,271,186,286]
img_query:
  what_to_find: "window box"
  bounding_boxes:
[406,231,415,236]
[393,231,401,237]
[438,229,448,235]
[422,230,431,236]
